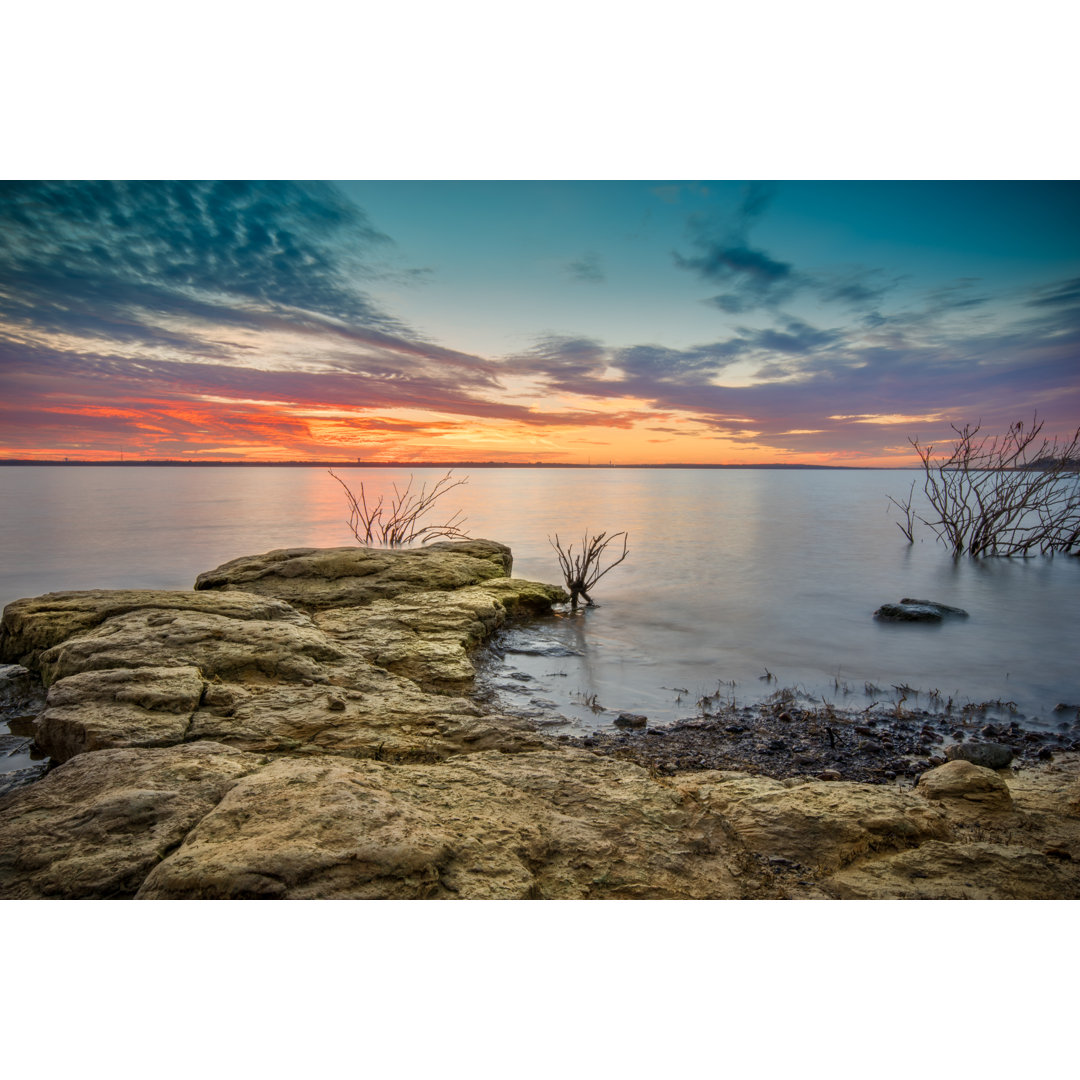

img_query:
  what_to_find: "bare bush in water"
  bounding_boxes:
[550,531,630,609]
[888,415,1080,557]
[329,469,470,547]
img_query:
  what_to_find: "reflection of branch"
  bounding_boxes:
[329,469,470,547]
[549,531,629,609]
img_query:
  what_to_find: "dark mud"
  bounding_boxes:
[557,698,1080,785]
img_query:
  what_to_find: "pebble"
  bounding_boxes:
[614,713,647,729]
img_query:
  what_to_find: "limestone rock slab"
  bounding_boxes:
[137,749,742,900]
[0,741,262,899]
[679,774,953,874]
[313,580,566,688]
[193,540,515,611]
[1,589,305,669]
[36,665,206,762]
[38,608,347,686]
[827,841,1078,899]
[186,667,544,762]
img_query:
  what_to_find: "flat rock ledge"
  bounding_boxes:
[1,540,1078,900]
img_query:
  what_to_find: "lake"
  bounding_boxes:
[1,466,1078,748]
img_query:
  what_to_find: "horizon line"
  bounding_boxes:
[0,458,904,470]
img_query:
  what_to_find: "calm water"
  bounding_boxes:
[1,466,1078,737]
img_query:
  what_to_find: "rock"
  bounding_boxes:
[873,599,969,622]
[131,749,743,900]
[6,548,567,766]
[0,663,39,707]
[899,598,968,615]
[0,742,261,899]
[916,760,1013,811]
[498,628,582,657]
[0,763,50,799]
[615,713,648,729]
[689,778,953,873]
[0,589,306,669]
[827,841,1078,899]
[4,541,1080,901]
[185,674,543,763]
[945,741,1014,770]
[193,540,517,611]
[35,665,206,762]
[313,580,566,689]
[37,608,346,688]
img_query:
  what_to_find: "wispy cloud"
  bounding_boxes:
[564,252,605,283]
[673,183,799,312]
[673,182,902,319]
[501,272,1080,459]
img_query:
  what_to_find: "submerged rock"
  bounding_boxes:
[498,628,582,657]
[873,598,969,622]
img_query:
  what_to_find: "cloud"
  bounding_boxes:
[3,182,1077,464]
[564,252,605,283]
[497,272,1080,458]
[0,180,459,371]
[1026,275,1080,308]
[673,182,901,318]
[612,341,746,381]
[673,184,798,311]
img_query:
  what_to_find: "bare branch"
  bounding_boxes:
[549,531,630,608]
[888,414,1080,557]
[329,469,471,548]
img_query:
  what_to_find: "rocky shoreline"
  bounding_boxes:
[562,699,1080,785]
[1,540,1078,900]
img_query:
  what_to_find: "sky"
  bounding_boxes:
[1,179,1078,466]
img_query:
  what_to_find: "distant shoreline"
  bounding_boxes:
[0,459,893,470]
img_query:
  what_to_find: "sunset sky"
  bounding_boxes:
[1,179,1077,466]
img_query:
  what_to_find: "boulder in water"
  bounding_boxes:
[874,598,969,622]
